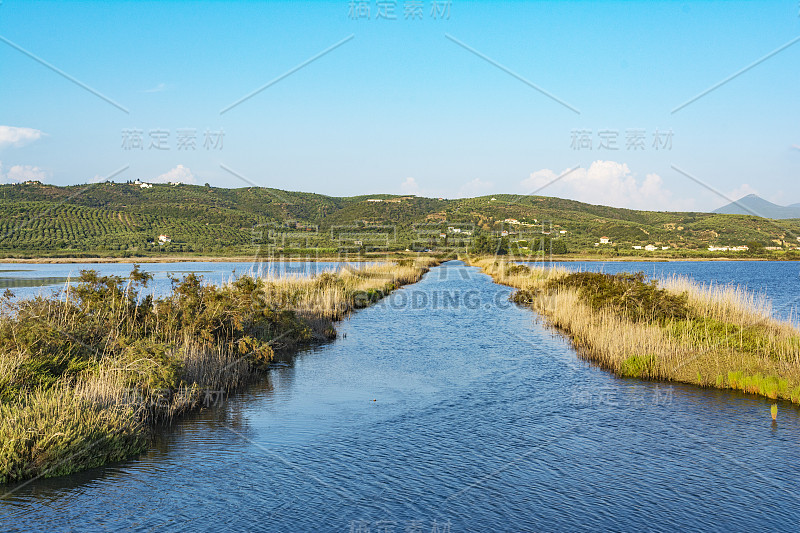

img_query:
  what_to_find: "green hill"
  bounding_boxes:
[1,181,798,259]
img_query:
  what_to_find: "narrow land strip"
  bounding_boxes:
[471,257,800,405]
[0,258,440,484]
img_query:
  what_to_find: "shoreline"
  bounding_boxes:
[0,254,420,264]
[0,258,441,484]
[544,255,781,262]
[0,253,794,264]
[471,258,800,405]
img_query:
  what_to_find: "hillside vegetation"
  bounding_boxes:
[1,182,799,258]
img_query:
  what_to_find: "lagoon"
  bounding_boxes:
[0,261,372,301]
[539,260,800,322]
[2,261,800,531]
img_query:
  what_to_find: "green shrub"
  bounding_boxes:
[546,272,691,323]
[619,354,657,378]
[505,264,531,276]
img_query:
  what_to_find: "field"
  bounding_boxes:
[1,182,800,259]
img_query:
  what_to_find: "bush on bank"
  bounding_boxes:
[475,258,800,404]
[0,259,438,484]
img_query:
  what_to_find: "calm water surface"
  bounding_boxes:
[0,261,371,301]
[539,260,800,322]
[2,261,800,531]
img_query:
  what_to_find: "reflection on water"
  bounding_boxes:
[2,261,800,531]
[0,276,69,289]
[0,261,373,301]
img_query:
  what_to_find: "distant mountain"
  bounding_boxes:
[713,194,800,219]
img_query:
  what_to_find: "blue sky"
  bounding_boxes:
[0,0,798,211]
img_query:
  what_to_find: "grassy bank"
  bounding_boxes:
[544,254,788,262]
[0,258,439,484]
[472,258,800,404]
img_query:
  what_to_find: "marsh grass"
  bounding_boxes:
[472,258,800,403]
[0,258,437,483]
[0,384,147,483]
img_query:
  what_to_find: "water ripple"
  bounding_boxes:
[3,261,800,531]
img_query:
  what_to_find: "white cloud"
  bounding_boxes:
[792,145,800,152]
[0,126,45,149]
[520,160,691,211]
[155,164,195,184]
[0,161,50,183]
[724,183,758,202]
[400,177,420,195]
[7,165,48,182]
[155,164,196,184]
[457,178,494,198]
[521,168,559,193]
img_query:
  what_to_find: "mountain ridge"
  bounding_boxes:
[1,182,799,256]
[713,194,800,219]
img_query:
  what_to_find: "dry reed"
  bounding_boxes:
[471,258,800,403]
[0,257,439,483]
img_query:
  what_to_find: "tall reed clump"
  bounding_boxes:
[0,258,437,484]
[472,258,800,403]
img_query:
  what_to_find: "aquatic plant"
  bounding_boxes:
[0,258,438,483]
[472,258,800,404]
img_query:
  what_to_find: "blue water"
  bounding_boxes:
[0,261,376,301]
[527,260,800,322]
[2,261,800,531]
